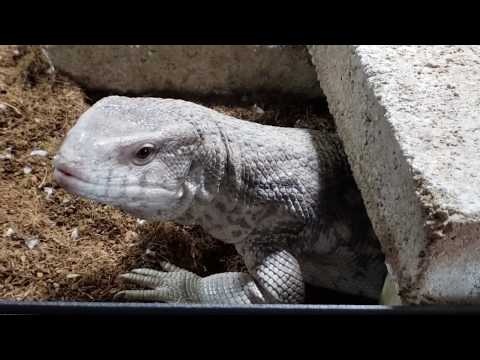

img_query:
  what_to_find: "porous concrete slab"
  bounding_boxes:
[308,45,480,304]
[42,45,322,98]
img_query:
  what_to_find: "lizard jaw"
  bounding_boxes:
[53,158,121,204]
[53,166,109,201]
[54,165,193,220]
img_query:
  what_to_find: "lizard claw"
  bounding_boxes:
[114,264,201,303]
[118,272,166,288]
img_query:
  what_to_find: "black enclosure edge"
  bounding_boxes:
[1,300,480,315]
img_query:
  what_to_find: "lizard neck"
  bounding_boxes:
[175,119,269,243]
[176,118,313,244]
[175,119,231,225]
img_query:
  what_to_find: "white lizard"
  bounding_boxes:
[53,96,386,304]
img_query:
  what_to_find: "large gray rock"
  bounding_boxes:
[309,45,480,304]
[42,45,322,98]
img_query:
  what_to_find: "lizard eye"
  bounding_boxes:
[133,143,156,165]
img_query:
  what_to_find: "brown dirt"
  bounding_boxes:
[0,45,336,302]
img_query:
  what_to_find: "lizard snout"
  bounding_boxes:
[53,155,90,184]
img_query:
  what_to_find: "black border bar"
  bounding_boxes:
[1,301,480,315]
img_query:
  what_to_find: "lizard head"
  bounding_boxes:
[53,96,208,220]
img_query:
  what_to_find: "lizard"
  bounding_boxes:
[53,96,387,304]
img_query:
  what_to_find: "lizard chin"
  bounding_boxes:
[122,181,197,221]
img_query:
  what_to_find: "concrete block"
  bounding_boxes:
[42,45,322,98]
[308,45,480,304]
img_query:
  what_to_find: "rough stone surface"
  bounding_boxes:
[42,45,322,99]
[308,45,480,304]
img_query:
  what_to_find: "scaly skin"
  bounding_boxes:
[54,96,386,304]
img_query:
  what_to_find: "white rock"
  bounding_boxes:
[253,104,265,115]
[25,237,39,250]
[136,218,146,226]
[66,273,80,279]
[43,187,54,200]
[23,165,32,174]
[30,149,48,157]
[0,153,12,160]
[4,227,15,237]
[0,148,13,160]
[71,227,79,240]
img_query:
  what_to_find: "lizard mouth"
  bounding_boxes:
[57,168,73,177]
[54,163,89,184]
[53,158,191,219]
[53,165,120,207]
[53,162,102,197]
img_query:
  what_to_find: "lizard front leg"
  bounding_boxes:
[114,261,266,304]
[238,242,305,304]
[115,244,305,304]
